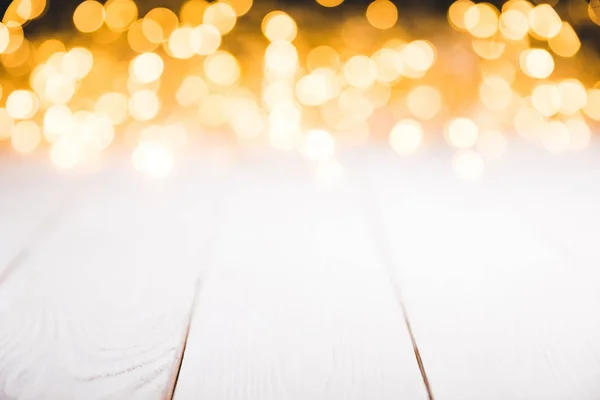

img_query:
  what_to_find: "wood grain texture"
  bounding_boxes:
[0,154,232,400]
[174,154,428,400]
[365,145,600,400]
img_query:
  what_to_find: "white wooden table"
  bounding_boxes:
[0,143,599,400]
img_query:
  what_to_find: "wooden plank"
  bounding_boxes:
[174,153,428,400]
[365,145,600,400]
[0,153,73,279]
[0,153,231,399]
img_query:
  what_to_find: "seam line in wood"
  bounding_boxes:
[355,158,435,400]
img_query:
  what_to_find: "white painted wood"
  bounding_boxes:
[0,153,72,278]
[366,145,600,400]
[174,153,428,400]
[0,153,232,400]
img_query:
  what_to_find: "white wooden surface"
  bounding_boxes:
[366,145,600,400]
[1,145,600,400]
[173,154,428,400]
[0,152,231,399]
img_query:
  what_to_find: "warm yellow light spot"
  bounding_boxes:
[307,46,340,72]
[129,90,160,121]
[565,118,591,151]
[338,87,374,121]
[262,11,297,43]
[366,0,398,30]
[3,22,24,54]
[296,69,337,106]
[557,79,587,116]
[264,41,298,76]
[514,106,545,140]
[6,90,38,119]
[223,0,253,16]
[448,0,474,31]
[389,119,423,155]
[1,37,30,68]
[401,40,436,72]
[204,51,240,86]
[44,74,76,104]
[541,120,569,153]
[479,75,512,111]
[268,104,302,150]
[446,117,479,148]
[407,86,442,120]
[203,2,237,35]
[230,98,264,139]
[529,4,562,39]
[499,9,529,40]
[548,22,581,58]
[104,0,138,32]
[127,20,159,53]
[11,120,41,153]
[0,108,15,140]
[61,47,93,80]
[477,130,507,160]
[167,27,195,59]
[36,40,65,64]
[132,142,174,178]
[0,23,10,54]
[531,83,561,117]
[43,104,72,143]
[179,0,208,25]
[343,55,376,89]
[130,52,164,84]
[301,129,335,161]
[143,7,178,44]
[73,1,105,33]
[520,48,554,79]
[471,38,505,60]
[316,0,344,7]
[190,24,222,55]
[14,0,47,21]
[371,48,403,83]
[464,3,500,39]
[453,150,485,180]
[583,89,600,120]
[95,92,129,125]
[176,76,209,107]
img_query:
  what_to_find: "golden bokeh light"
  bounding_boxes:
[6,90,38,119]
[223,0,253,17]
[389,119,424,155]
[130,52,164,84]
[407,85,442,120]
[104,0,138,32]
[73,1,105,33]
[529,4,562,39]
[262,11,297,42]
[548,22,581,58]
[95,92,129,125]
[446,117,479,148]
[464,3,500,39]
[316,0,344,7]
[143,7,178,44]
[176,75,209,107]
[204,50,240,86]
[190,24,222,55]
[366,0,398,30]
[0,0,596,176]
[11,120,41,153]
[129,90,160,121]
[520,48,554,79]
[203,2,237,35]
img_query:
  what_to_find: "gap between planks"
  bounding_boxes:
[354,154,435,400]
